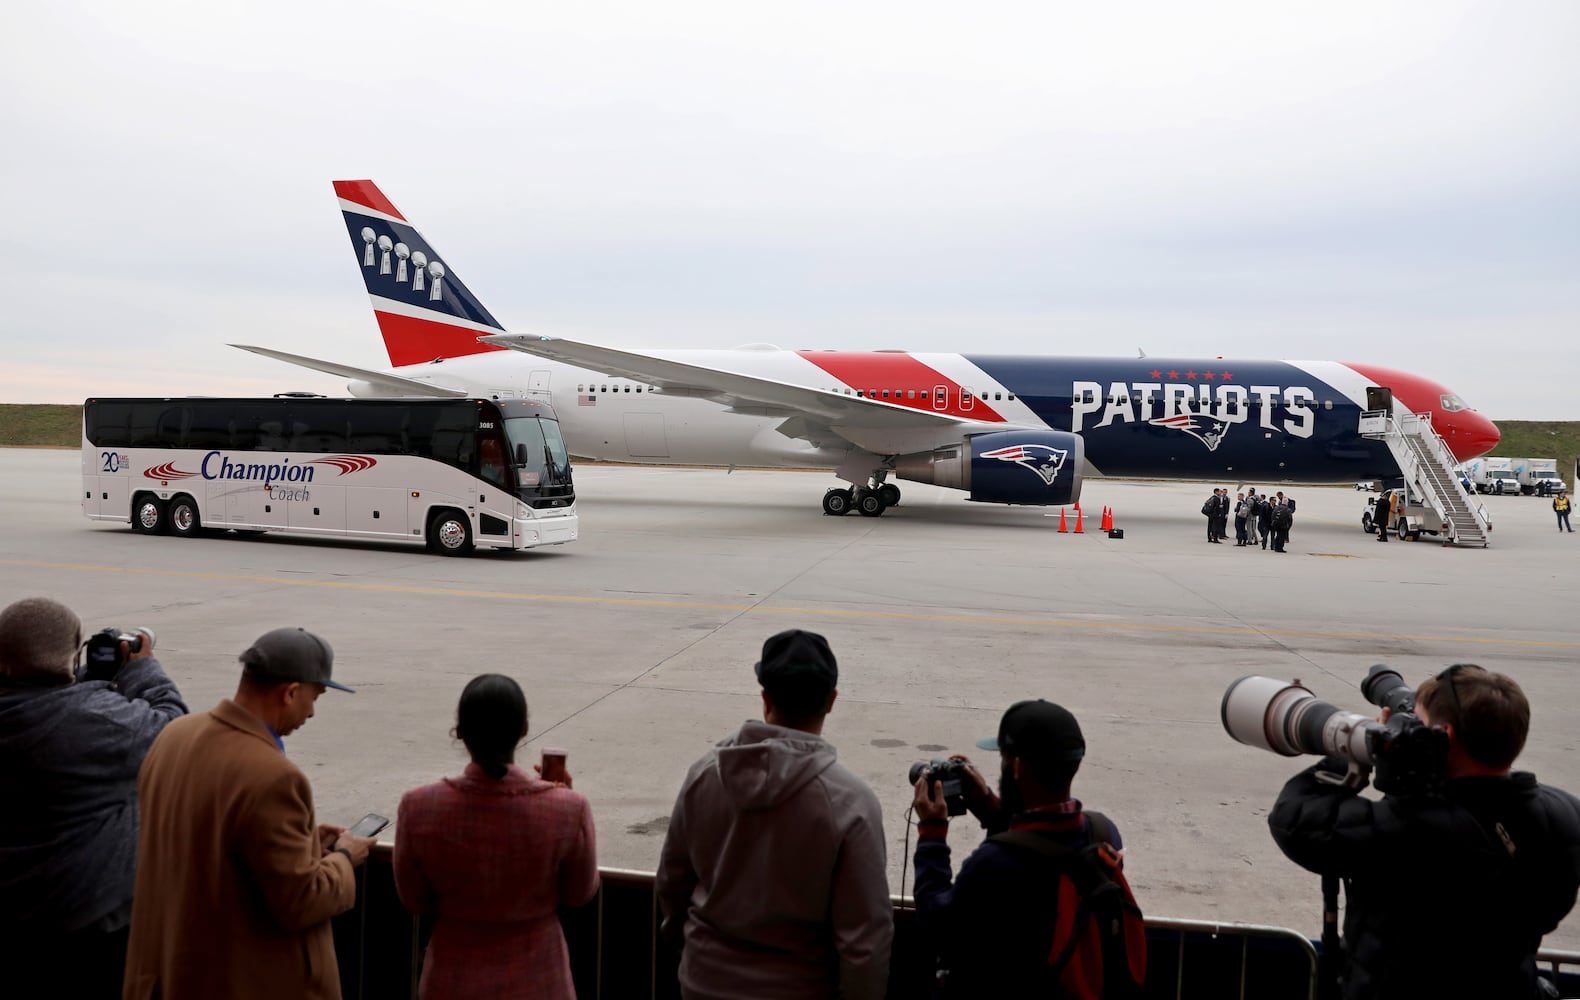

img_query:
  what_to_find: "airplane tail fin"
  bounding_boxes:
[333,180,506,367]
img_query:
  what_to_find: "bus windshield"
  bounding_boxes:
[505,415,573,494]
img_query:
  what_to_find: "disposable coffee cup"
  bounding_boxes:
[541,748,568,783]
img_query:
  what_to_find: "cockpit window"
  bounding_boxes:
[1440,393,1468,412]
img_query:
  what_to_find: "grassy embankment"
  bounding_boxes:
[3,404,1577,468]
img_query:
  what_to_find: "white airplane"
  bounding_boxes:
[234,180,1500,517]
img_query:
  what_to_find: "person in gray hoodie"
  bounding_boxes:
[0,597,188,998]
[657,629,893,1000]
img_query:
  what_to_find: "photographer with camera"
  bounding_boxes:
[657,629,892,1000]
[911,699,1146,996]
[0,597,188,999]
[1257,665,1580,999]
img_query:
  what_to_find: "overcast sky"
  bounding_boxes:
[3,1,1576,418]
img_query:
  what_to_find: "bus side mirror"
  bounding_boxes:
[515,443,529,466]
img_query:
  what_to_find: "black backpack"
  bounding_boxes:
[1272,505,1293,529]
[1201,498,1216,516]
[988,814,1147,998]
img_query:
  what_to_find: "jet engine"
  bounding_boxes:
[894,430,1084,506]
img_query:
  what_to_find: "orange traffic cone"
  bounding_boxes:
[1074,507,1084,533]
[1102,506,1113,532]
[1058,507,1068,532]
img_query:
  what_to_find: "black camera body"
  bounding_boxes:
[908,758,970,816]
[1359,666,1448,796]
[81,627,149,682]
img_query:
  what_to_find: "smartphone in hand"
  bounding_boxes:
[348,812,390,838]
[540,748,568,784]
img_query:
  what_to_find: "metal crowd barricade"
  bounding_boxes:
[332,847,1578,998]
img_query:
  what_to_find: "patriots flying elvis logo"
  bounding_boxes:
[980,444,1068,486]
[1150,412,1231,452]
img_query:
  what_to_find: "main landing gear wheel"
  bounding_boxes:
[877,483,901,508]
[822,488,853,516]
[856,490,886,517]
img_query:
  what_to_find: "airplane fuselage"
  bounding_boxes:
[356,348,1495,485]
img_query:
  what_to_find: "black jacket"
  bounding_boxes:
[0,657,187,933]
[1269,760,1580,1000]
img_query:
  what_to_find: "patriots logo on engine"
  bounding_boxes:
[1150,413,1230,452]
[980,444,1068,486]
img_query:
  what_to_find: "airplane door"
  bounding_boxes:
[933,384,949,410]
[1366,387,1393,414]
[528,369,552,402]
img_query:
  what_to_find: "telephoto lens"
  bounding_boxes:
[1220,675,1378,765]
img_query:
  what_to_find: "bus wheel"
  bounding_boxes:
[429,510,474,556]
[168,496,202,537]
[132,495,166,534]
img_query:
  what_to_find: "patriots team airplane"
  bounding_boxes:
[234,180,1501,518]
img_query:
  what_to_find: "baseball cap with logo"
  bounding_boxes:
[239,627,354,693]
[976,699,1084,763]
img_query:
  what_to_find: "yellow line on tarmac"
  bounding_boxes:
[5,559,1577,649]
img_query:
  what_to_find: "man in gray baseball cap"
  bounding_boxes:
[240,626,355,695]
[124,627,374,998]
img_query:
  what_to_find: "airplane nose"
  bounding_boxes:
[1448,413,1500,461]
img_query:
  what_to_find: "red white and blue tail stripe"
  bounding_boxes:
[333,180,504,367]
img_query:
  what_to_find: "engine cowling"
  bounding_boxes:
[894,430,1084,506]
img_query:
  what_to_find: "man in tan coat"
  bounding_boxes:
[123,627,377,1000]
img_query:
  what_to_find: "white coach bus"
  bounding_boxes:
[82,396,577,555]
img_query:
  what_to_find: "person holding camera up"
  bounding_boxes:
[657,629,892,1000]
[0,597,188,999]
[123,627,377,1000]
[1268,665,1580,999]
[911,700,1146,996]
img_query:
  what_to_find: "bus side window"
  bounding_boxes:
[257,421,288,451]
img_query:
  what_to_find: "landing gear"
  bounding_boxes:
[822,486,893,517]
[824,462,899,518]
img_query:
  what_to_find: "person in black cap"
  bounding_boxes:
[657,629,892,1000]
[911,699,1140,993]
[123,627,376,1000]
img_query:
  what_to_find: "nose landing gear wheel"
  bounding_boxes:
[822,488,853,516]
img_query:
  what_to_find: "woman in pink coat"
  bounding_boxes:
[394,675,599,999]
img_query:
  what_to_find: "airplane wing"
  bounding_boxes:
[230,345,470,398]
[478,334,1026,456]
[481,334,973,429]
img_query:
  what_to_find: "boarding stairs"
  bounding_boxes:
[1361,410,1491,547]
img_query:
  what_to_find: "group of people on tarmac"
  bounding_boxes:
[1204,487,1296,552]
